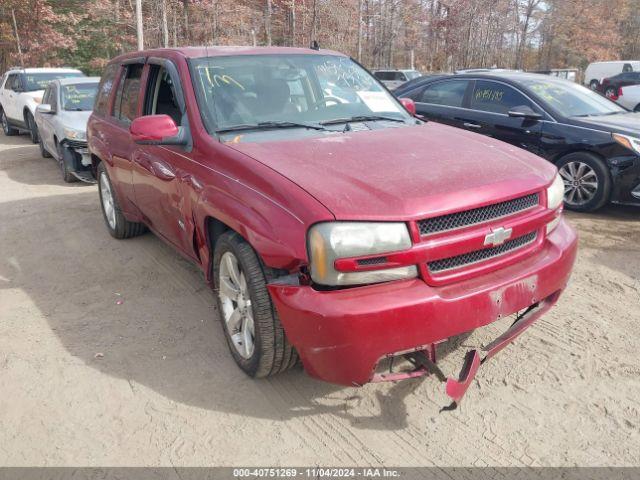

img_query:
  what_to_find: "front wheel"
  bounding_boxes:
[39,136,52,158]
[557,152,611,212]
[97,162,146,239]
[57,144,78,183]
[634,104,640,112]
[26,111,38,143]
[213,231,298,378]
[1,110,18,136]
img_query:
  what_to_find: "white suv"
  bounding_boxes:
[0,68,84,143]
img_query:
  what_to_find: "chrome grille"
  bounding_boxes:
[418,193,539,236]
[428,231,537,273]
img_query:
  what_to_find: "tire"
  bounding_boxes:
[39,137,52,158]
[589,80,599,90]
[557,152,611,212]
[213,230,298,378]
[97,162,146,239]
[1,109,18,136]
[604,86,617,99]
[26,111,38,143]
[634,104,640,112]
[57,144,78,183]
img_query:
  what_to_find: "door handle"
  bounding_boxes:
[150,160,176,181]
[463,122,482,129]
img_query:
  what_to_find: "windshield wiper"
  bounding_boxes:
[320,115,406,126]
[216,121,325,134]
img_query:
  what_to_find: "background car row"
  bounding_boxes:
[0,68,100,182]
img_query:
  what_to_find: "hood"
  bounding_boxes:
[228,123,556,220]
[572,112,640,137]
[59,110,92,133]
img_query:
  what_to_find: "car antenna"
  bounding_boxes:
[310,40,320,51]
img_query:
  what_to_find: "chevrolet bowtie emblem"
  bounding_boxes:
[484,227,513,247]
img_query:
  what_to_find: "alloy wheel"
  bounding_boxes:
[99,171,117,229]
[559,161,598,206]
[218,251,255,359]
[1,112,7,134]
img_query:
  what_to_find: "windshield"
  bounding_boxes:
[405,71,421,80]
[24,72,84,92]
[62,83,98,111]
[191,54,411,134]
[521,78,626,117]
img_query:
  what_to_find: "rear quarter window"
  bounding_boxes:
[94,64,120,116]
[418,80,469,107]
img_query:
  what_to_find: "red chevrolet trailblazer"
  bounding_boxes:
[88,46,577,405]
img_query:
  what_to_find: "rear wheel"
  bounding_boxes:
[1,110,18,136]
[634,104,640,112]
[97,162,146,239]
[557,152,611,212]
[26,111,38,143]
[604,86,617,99]
[213,230,298,378]
[589,80,599,90]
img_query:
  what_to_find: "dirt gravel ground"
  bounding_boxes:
[1,134,639,467]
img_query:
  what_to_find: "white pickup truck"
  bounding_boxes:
[0,68,84,143]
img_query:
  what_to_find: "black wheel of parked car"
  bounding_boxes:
[604,87,617,99]
[557,152,611,212]
[1,110,18,136]
[26,111,39,143]
[97,161,147,239]
[634,104,640,112]
[39,137,52,158]
[589,80,599,90]
[57,144,78,183]
[213,230,298,378]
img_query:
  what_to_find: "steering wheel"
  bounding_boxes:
[312,96,344,109]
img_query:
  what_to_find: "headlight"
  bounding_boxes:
[63,127,86,140]
[546,173,565,210]
[308,222,417,286]
[546,173,564,234]
[613,133,640,155]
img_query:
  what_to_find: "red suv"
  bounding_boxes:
[88,47,577,403]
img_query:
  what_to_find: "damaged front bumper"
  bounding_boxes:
[60,139,96,183]
[268,219,578,402]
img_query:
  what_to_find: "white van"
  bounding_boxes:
[584,61,640,90]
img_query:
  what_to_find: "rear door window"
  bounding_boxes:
[418,80,470,107]
[94,64,120,116]
[113,63,143,124]
[470,80,534,114]
[4,74,17,91]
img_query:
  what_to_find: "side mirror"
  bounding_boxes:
[399,97,417,116]
[130,114,186,146]
[36,104,53,114]
[508,105,542,120]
